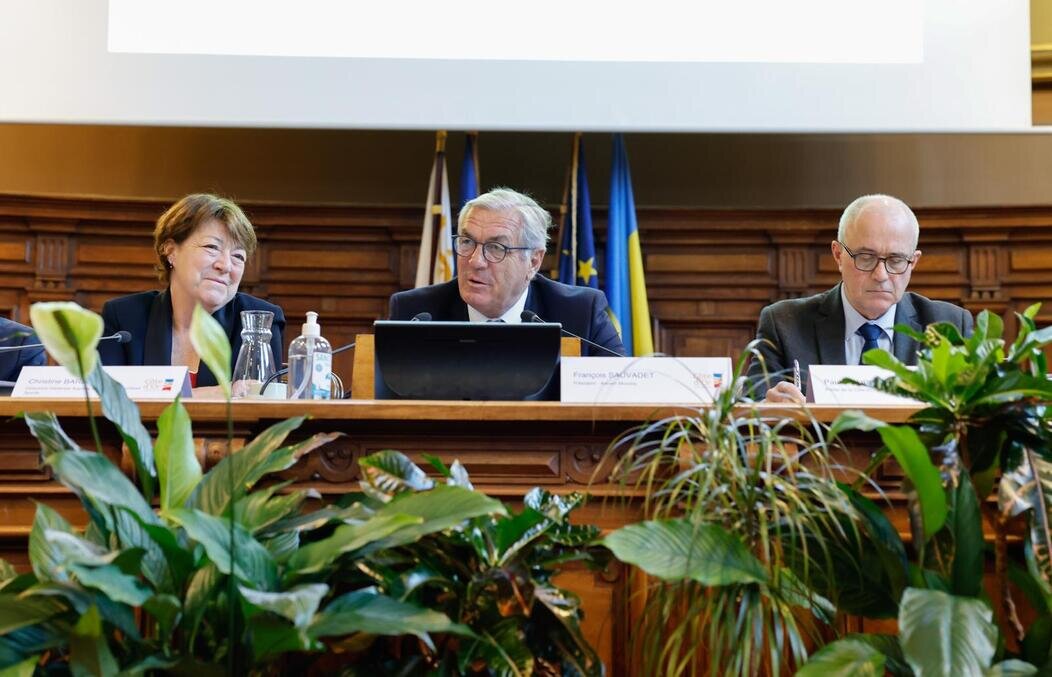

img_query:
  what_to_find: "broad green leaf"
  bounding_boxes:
[182,562,220,643]
[167,508,276,590]
[999,448,1052,591]
[29,302,102,380]
[0,655,39,677]
[86,365,156,500]
[864,349,924,391]
[233,483,306,533]
[899,587,997,677]
[143,594,182,640]
[21,411,81,459]
[112,507,187,593]
[70,563,152,606]
[533,584,602,673]
[796,638,885,676]
[876,426,947,540]
[459,617,533,677]
[0,655,40,677]
[951,473,984,597]
[0,560,15,585]
[192,416,314,515]
[44,530,114,568]
[262,531,300,563]
[189,303,231,398]
[366,485,507,550]
[155,398,200,513]
[985,659,1038,676]
[69,605,118,677]
[239,583,328,628]
[46,450,159,527]
[828,410,889,439]
[248,616,315,661]
[29,502,73,582]
[603,518,767,585]
[0,595,64,634]
[359,449,434,499]
[308,589,474,650]
[287,513,422,575]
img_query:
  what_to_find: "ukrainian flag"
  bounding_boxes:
[557,134,598,289]
[605,134,653,356]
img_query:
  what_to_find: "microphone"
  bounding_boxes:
[0,330,133,354]
[519,310,625,358]
[411,312,432,321]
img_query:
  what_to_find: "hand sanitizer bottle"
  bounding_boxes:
[287,311,332,400]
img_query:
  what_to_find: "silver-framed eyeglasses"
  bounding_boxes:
[452,235,533,263]
[837,240,916,275]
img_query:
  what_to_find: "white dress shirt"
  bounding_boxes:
[466,286,530,323]
[841,285,896,365]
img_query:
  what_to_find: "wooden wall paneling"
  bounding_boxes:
[0,194,1051,373]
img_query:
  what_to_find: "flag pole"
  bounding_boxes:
[428,131,448,284]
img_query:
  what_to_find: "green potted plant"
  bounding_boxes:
[598,349,864,676]
[795,305,1052,675]
[0,302,606,676]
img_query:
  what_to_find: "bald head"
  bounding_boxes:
[837,194,919,251]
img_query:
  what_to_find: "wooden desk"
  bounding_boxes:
[0,399,920,674]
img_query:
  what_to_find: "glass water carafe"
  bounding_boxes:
[231,310,276,398]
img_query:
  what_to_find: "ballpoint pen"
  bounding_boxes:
[793,359,801,391]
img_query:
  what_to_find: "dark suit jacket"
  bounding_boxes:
[746,284,974,397]
[99,290,286,388]
[0,317,46,383]
[387,275,626,357]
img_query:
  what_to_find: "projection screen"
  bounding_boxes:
[0,0,1032,131]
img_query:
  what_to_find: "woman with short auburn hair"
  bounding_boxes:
[99,193,285,395]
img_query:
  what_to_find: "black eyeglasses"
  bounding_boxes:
[837,240,915,275]
[452,235,533,263]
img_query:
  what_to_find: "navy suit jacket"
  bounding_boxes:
[387,275,626,357]
[0,317,46,383]
[745,284,974,397]
[99,290,286,388]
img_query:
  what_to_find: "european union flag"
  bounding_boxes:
[557,135,598,289]
[459,131,479,208]
[605,134,653,356]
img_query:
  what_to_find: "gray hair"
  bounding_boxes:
[458,187,552,252]
[837,194,920,250]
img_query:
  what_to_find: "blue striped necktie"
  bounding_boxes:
[856,323,883,364]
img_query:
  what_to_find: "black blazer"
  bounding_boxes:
[99,290,286,388]
[0,317,46,383]
[388,274,626,357]
[745,283,974,397]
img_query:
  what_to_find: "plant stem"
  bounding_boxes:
[226,396,238,676]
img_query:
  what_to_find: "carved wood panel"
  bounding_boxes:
[1,194,1052,370]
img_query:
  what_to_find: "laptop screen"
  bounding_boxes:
[373,320,562,400]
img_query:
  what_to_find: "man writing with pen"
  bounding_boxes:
[388,187,625,357]
[746,194,973,404]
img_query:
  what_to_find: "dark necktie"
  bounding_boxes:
[856,323,883,364]
[486,318,505,323]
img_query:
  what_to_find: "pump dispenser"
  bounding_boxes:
[287,311,333,399]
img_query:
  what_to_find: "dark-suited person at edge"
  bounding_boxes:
[98,193,286,397]
[0,317,45,383]
[389,188,626,357]
[747,193,973,403]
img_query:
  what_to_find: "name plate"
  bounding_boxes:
[561,357,732,404]
[808,365,919,405]
[12,366,192,400]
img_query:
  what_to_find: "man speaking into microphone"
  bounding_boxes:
[388,188,625,357]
